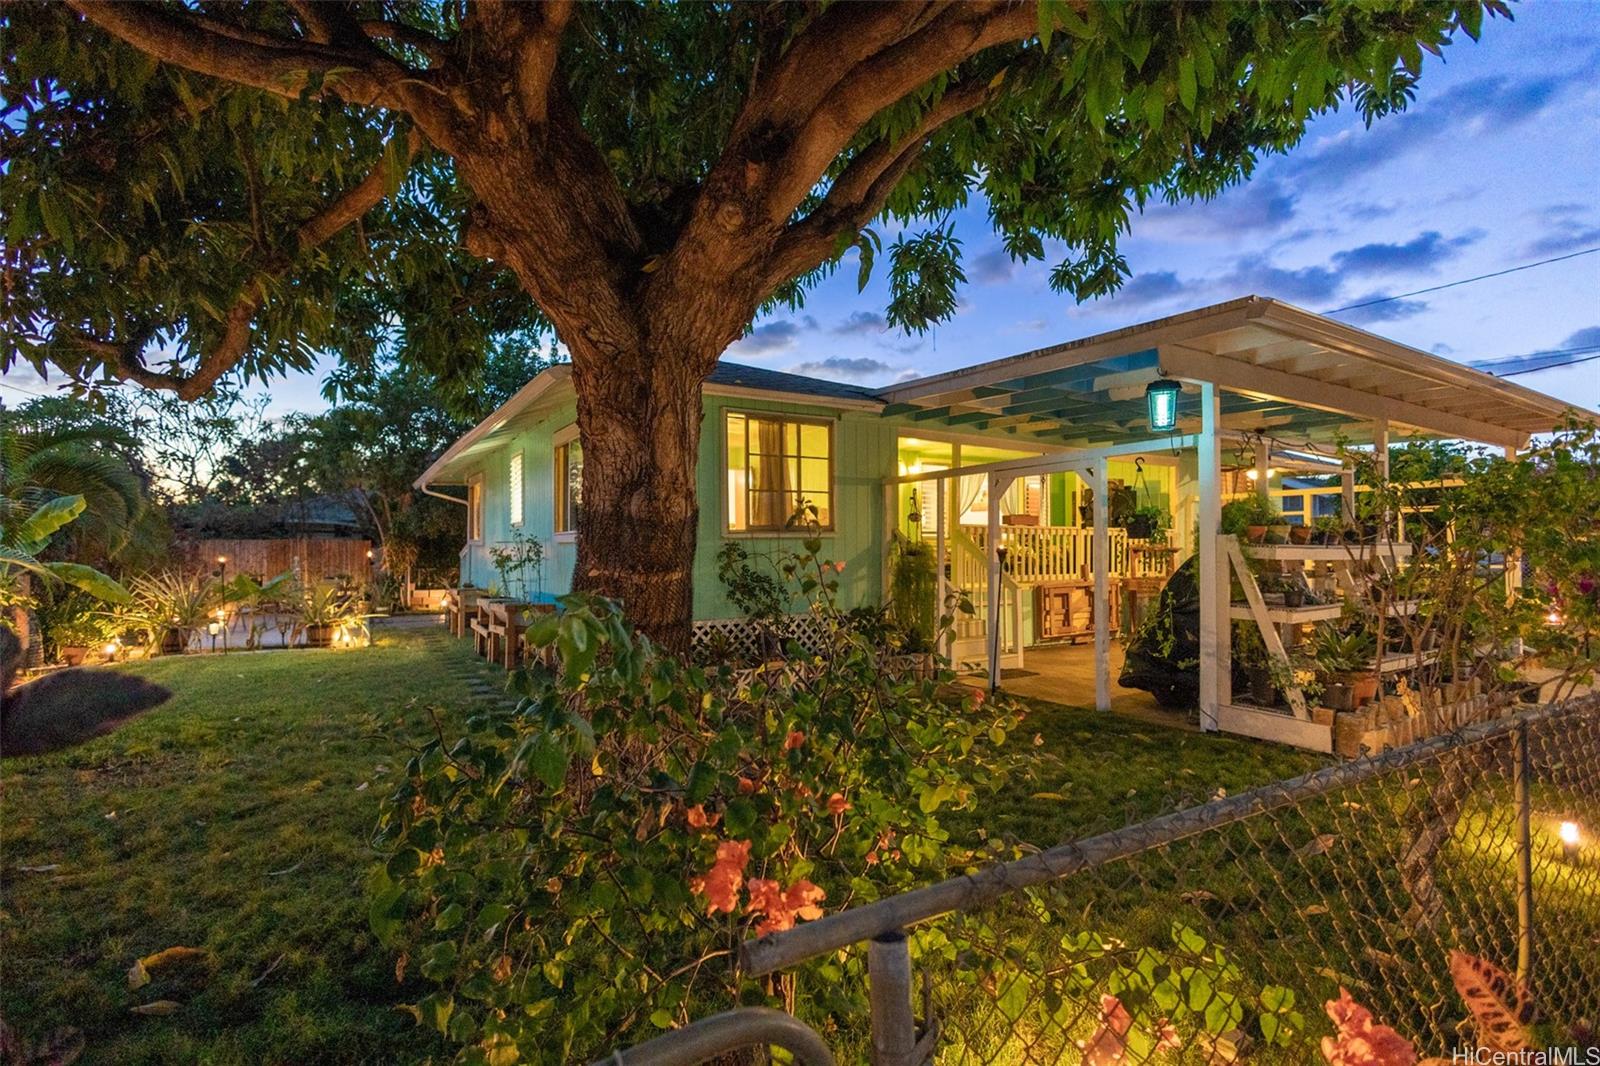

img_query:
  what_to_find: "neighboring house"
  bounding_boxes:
[417,294,1571,749]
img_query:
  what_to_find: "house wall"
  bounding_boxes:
[454,390,896,620]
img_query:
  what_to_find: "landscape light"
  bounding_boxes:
[1546,608,1563,626]
[102,641,120,662]
[1559,820,1582,863]
[216,555,227,564]
[1145,378,1181,433]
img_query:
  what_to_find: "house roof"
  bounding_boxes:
[417,296,1583,490]
[414,360,884,489]
[882,296,1579,451]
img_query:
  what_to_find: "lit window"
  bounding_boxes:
[725,412,832,531]
[555,434,583,534]
[467,475,484,542]
[509,451,524,527]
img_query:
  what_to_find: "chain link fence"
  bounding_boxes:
[608,695,1600,1064]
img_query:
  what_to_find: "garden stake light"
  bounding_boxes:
[1559,820,1582,863]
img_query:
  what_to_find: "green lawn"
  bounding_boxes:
[0,625,497,1065]
[1,627,1327,1064]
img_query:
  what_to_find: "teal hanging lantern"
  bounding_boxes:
[1145,377,1181,432]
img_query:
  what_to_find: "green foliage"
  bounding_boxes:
[1219,495,1281,535]
[487,530,546,601]
[118,570,217,650]
[714,540,788,625]
[372,545,1025,1062]
[1311,625,1377,677]
[36,588,115,654]
[889,534,939,648]
[1,1,1504,387]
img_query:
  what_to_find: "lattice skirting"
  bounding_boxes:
[691,615,829,659]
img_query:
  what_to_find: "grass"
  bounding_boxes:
[0,624,503,1065]
[2,628,1331,1064]
[949,694,1329,848]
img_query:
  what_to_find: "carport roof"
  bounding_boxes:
[880,296,1579,451]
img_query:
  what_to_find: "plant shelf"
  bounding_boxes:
[1242,542,1413,562]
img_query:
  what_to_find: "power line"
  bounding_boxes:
[1324,246,1600,314]
[1495,350,1600,377]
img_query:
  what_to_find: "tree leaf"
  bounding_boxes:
[1447,950,1535,1053]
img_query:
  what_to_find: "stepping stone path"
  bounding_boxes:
[405,625,520,710]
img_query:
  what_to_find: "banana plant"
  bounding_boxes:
[0,493,130,611]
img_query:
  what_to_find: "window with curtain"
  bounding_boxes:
[725,412,832,531]
[554,435,582,533]
[509,451,524,527]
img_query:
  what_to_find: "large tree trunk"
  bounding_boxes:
[569,344,709,655]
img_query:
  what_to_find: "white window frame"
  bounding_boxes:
[508,450,525,528]
[466,473,485,544]
[553,424,580,541]
[722,409,836,536]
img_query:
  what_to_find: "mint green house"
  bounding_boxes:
[417,297,1570,751]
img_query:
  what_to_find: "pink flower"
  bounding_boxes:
[1320,989,1416,1066]
[833,561,846,573]
[685,804,718,829]
[784,730,806,751]
[826,792,851,815]
[1078,994,1132,1065]
[747,878,826,935]
[691,839,751,916]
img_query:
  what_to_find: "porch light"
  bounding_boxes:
[1245,468,1279,482]
[1145,378,1181,432]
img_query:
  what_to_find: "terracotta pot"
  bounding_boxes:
[60,645,87,667]
[305,624,335,648]
[1267,523,1291,545]
[1346,673,1380,706]
[1289,525,1313,544]
[1246,525,1268,544]
[160,629,187,655]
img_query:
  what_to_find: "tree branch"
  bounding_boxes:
[66,1,408,107]
[763,74,1004,297]
[358,20,451,68]
[75,130,423,401]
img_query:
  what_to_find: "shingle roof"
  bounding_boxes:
[708,361,884,404]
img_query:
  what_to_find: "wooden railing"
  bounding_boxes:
[959,524,1174,584]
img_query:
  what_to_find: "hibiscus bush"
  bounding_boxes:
[369,539,1026,1063]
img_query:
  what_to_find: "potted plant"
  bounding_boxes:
[1313,624,1379,708]
[122,570,216,656]
[488,530,546,601]
[1288,521,1313,545]
[1230,495,1282,545]
[299,581,356,648]
[1312,515,1344,546]
[51,613,107,666]
[1126,505,1170,542]
[1233,623,1276,705]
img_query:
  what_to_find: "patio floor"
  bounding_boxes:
[965,640,1196,731]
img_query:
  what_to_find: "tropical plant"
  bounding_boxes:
[119,570,216,653]
[220,570,297,649]
[1312,625,1377,678]
[36,588,114,659]
[7,0,1503,647]
[297,581,362,629]
[0,494,130,621]
[371,537,1025,1062]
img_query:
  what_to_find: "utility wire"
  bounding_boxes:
[1324,246,1600,314]
[1495,350,1600,377]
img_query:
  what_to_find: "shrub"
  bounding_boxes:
[370,539,1024,1063]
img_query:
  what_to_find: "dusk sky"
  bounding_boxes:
[3,1,1597,418]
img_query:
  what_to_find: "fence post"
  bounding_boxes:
[868,930,917,1066]
[1513,720,1534,985]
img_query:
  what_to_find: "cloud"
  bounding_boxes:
[1135,178,1299,240]
[1093,270,1190,310]
[1217,255,1342,306]
[1329,230,1481,277]
[785,356,905,383]
[971,248,1016,284]
[831,311,888,336]
[1284,74,1562,188]
[1328,295,1431,326]
[1519,204,1600,258]
[1560,325,1600,350]
[727,316,815,357]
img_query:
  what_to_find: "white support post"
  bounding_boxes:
[1092,463,1111,712]
[1504,444,1524,658]
[935,477,948,659]
[1197,382,1226,732]
[1340,468,1356,524]
[1373,417,1392,540]
[1254,437,1271,499]
[985,473,1009,693]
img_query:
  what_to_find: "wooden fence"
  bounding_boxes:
[184,538,374,584]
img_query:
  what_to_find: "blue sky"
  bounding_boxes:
[3,1,1597,418]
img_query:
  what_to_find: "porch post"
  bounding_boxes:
[1197,381,1225,732]
[1373,417,1391,540]
[1340,468,1356,523]
[986,473,1004,693]
[1092,463,1111,712]
[935,477,948,659]
[1254,437,1270,499]
[1504,444,1524,658]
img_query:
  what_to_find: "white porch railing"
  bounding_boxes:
[960,524,1167,584]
